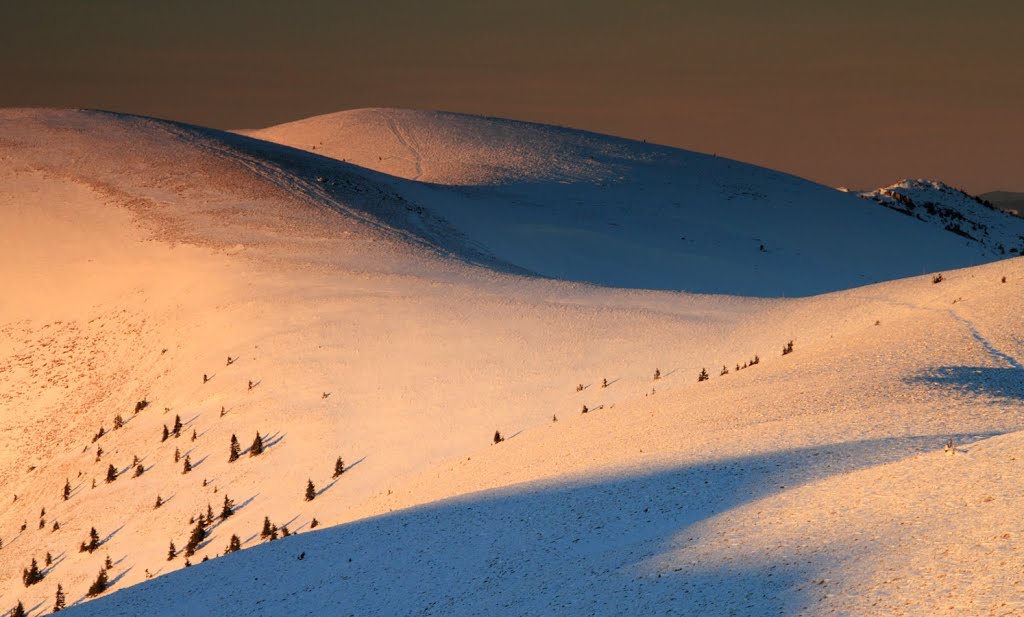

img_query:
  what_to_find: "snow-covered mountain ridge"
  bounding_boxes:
[859,179,1024,256]
[244,109,1009,296]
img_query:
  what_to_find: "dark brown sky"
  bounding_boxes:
[3,1,1021,192]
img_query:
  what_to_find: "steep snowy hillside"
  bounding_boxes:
[244,109,1002,296]
[63,257,1024,617]
[860,180,1024,256]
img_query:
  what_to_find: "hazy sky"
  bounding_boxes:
[2,1,1021,192]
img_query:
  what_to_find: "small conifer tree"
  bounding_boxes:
[81,527,100,553]
[182,455,192,474]
[250,432,264,457]
[62,479,71,501]
[260,516,273,539]
[105,464,117,483]
[225,534,241,554]
[105,554,113,570]
[174,448,181,463]
[229,434,240,462]
[191,429,197,442]
[167,541,176,560]
[493,430,504,444]
[86,568,108,597]
[172,415,182,437]
[221,494,235,519]
[22,557,43,586]
[52,520,60,532]
[134,464,144,478]
[305,479,316,501]
[155,495,163,509]
[45,552,52,566]
[653,368,661,380]
[54,583,66,612]
[161,425,169,442]
[333,456,344,478]
[184,521,205,557]
[310,518,319,529]
[113,414,123,430]
[11,601,26,617]
[698,368,709,382]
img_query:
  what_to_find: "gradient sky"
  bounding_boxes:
[2,1,1021,192]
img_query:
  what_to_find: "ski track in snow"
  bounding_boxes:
[377,109,423,181]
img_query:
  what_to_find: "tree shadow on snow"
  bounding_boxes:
[109,565,134,590]
[907,366,1024,402]
[79,432,1005,616]
[20,600,45,617]
[315,479,339,498]
[344,455,367,472]
[41,551,67,577]
[99,524,125,548]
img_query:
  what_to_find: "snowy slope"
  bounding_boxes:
[243,109,1003,296]
[59,257,1024,617]
[1,108,1023,616]
[0,108,784,613]
[860,180,1024,256]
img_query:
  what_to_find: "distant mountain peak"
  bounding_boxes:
[859,179,1024,256]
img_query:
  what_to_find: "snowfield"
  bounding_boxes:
[0,108,1021,616]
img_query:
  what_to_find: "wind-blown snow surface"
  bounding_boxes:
[0,108,1022,616]
[243,109,1001,296]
